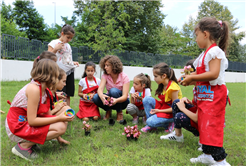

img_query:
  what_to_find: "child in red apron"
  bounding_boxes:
[181,17,230,166]
[76,62,101,121]
[5,59,74,161]
[126,73,152,124]
[141,62,182,133]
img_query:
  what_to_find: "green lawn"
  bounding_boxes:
[1,81,245,166]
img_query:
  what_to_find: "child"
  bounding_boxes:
[181,17,230,166]
[48,24,79,106]
[126,73,152,124]
[141,62,182,133]
[160,59,199,143]
[92,55,130,122]
[76,61,101,121]
[33,51,66,101]
[5,59,74,160]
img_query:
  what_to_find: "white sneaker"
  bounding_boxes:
[160,131,184,142]
[210,159,231,166]
[190,153,216,165]
[198,146,203,151]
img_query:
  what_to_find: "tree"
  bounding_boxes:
[1,1,14,22]
[181,0,245,61]
[1,14,27,37]
[73,0,165,54]
[12,0,47,40]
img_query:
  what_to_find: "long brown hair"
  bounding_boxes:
[134,73,152,91]
[33,51,57,68]
[195,17,229,53]
[31,59,59,90]
[153,62,178,95]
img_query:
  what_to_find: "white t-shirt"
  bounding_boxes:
[193,46,228,85]
[48,39,76,74]
[79,77,101,91]
[130,87,151,102]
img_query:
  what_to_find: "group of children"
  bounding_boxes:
[5,17,231,165]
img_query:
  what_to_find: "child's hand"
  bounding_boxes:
[56,92,66,100]
[176,101,186,112]
[180,75,193,86]
[89,93,95,100]
[54,42,64,51]
[82,94,88,100]
[54,101,66,110]
[150,109,158,114]
[73,61,79,66]
[180,97,192,104]
[178,75,185,83]
[58,111,74,122]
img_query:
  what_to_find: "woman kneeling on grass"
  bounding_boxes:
[5,59,74,161]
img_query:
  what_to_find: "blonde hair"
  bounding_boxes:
[31,59,59,90]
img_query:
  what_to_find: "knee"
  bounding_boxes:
[126,103,136,115]
[146,117,155,127]
[57,122,67,135]
[172,99,180,109]
[108,88,121,97]
[142,96,152,106]
[92,94,100,103]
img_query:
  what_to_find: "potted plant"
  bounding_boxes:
[122,125,141,141]
[82,121,92,136]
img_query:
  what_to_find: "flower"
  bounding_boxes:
[82,121,92,131]
[122,125,141,139]
[104,97,114,106]
[181,65,194,75]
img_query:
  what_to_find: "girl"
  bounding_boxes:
[5,59,74,160]
[181,17,230,166]
[160,60,199,143]
[92,55,130,122]
[48,24,79,106]
[126,73,152,124]
[141,62,182,133]
[76,61,101,121]
[33,51,66,101]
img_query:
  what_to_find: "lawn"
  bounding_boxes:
[1,80,245,166]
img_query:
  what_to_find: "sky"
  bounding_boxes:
[4,0,246,44]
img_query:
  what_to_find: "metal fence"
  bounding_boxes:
[1,33,246,72]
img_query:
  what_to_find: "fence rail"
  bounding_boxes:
[1,33,246,72]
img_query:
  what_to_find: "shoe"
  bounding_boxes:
[32,144,41,152]
[210,159,231,166]
[198,146,203,151]
[164,122,175,133]
[12,143,38,161]
[142,117,147,125]
[132,116,139,124]
[160,131,184,142]
[190,153,216,165]
[141,125,157,133]
[103,110,112,120]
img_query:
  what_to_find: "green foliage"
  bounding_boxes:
[73,0,165,55]
[1,14,27,37]
[1,1,14,21]
[12,0,47,41]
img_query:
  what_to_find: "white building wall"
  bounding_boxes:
[0,59,245,82]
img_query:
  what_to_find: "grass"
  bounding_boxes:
[1,80,245,166]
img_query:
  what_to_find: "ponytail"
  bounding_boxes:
[218,21,229,53]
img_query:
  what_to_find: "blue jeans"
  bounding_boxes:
[92,88,129,112]
[143,96,174,128]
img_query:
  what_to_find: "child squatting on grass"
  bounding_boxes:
[76,61,101,121]
[180,17,230,166]
[126,73,152,125]
[5,59,74,160]
[141,62,183,133]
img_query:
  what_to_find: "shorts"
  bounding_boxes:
[62,72,75,97]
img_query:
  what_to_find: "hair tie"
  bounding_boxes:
[145,73,148,76]
[218,20,223,27]
[169,67,171,70]
[37,56,40,59]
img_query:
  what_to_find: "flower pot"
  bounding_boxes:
[109,119,115,126]
[85,130,90,136]
[134,137,138,141]
[127,137,131,141]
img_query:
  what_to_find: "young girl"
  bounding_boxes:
[126,73,152,124]
[92,55,130,122]
[48,24,79,106]
[76,61,101,121]
[33,51,66,101]
[181,17,230,166]
[141,62,182,133]
[160,60,199,143]
[5,59,74,160]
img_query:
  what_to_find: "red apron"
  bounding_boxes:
[46,88,58,110]
[155,80,173,119]
[6,82,52,144]
[135,89,146,110]
[76,77,100,119]
[196,43,227,147]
